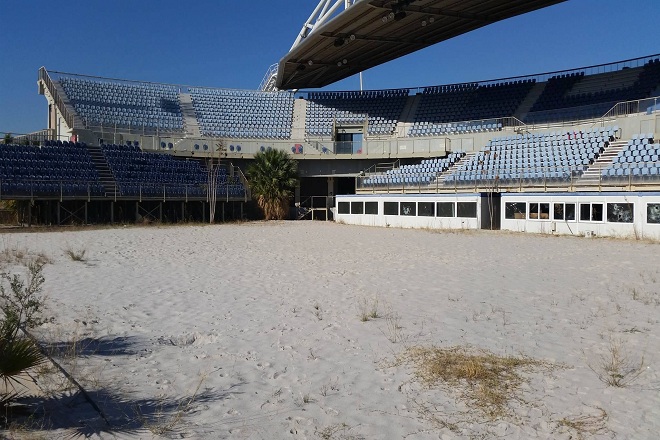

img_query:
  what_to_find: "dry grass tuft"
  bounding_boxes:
[557,407,609,440]
[0,246,52,269]
[63,247,87,262]
[357,296,380,322]
[395,346,556,419]
[586,336,645,387]
[315,422,364,440]
[136,374,207,436]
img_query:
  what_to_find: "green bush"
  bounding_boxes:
[0,261,49,400]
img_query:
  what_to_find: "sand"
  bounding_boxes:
[1,222,659,439]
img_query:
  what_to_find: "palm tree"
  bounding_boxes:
[1,263,48,406]
[0,320,45,391]
[247,149,298,220]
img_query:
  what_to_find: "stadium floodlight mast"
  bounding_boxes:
[291,0,358,51]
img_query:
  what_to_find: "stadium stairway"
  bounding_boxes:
[85,144,117,196]
[291,99,307,141]
[397,94,421,137]
[51,79,86,129]
[434,151,477,185]
[576,139,628,186]
[179,93,201,137]
[514,81,547,121]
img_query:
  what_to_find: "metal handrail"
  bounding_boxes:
[356,161,660,194]
[38,67,77,129]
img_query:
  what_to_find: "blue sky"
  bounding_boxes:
[1,0,659,134]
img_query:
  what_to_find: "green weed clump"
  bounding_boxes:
[1,261,51,419]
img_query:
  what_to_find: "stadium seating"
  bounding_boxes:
[361,153,465,187]
[59,77,184,131]
[444,127,615,185]
[305,89,408,137]
[601,134,659,182]
[190,88,294,139]
[525,59,660,123]
[0,142,103,196]
[408,80,535,136]
[53,57,660,140]
[101,144,245,198]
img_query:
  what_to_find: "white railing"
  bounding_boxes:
[259,63,279,92]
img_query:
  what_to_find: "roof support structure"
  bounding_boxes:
[275,0,567,90]
[291,0,358,51]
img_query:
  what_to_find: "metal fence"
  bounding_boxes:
[356,162,660,194]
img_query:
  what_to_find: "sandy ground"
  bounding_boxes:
[1,222,659,439]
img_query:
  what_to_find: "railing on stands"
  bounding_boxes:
[0,179,103,202]
[38,67,77,130]
[601,96,660,120]
[1,131,55,146]
[40,63,659,150]
[259,63,279,92]
[524,102,618,126]
[233,166,251,201]
[140,135,454,158]
[91,122,184,138]
[356,162,660,194]
[296,196,335,220]
[294,53,660,98]
[0,179,249,203]
[364,160,400,175]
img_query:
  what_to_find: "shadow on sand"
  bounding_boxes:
[3,334,243,438]
[8,385,242,438]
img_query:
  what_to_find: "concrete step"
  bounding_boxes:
[578,140,628,183]
[395,94,421,137]
[85,144,117,194]
[515,81,546,120]
[292,99,307,141]
[434,152,476,183]
[179,93,201,137]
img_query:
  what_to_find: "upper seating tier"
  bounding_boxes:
[305,89,409,137]
[190,88,295,139]
[59,77,184,131]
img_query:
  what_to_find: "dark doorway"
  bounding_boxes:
[480,192,501,230]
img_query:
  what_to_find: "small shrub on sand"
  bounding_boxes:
[357,297,380,322]
[64,247,87,262]
[557,407,609,440]
[135,374,207,436]
[315,422,364,440]
[395,346,556,419]
[384,311,404,343]
[586,337,645,387]
[0,246,51,269]
[1,261,50,412]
